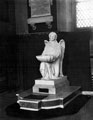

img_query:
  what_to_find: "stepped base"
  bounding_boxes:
[17,86,81,111]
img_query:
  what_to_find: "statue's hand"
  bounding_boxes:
[44,40,48,45]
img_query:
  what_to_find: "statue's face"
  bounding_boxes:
[49,33,57,41]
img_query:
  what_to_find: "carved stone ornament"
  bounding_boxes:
[27,0,53,30]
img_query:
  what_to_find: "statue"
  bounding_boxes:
[36,32,65,80]
[17,32,81,111]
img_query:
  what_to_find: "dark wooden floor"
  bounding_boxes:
[0,91,93,120]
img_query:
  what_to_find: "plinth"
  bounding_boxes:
[17,76,81,111]
[33,76,69,94]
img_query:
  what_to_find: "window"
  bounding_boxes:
[76,0,93,28]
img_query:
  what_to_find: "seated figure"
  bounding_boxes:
[36,32,65,80]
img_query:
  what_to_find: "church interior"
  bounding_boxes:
[0,0,93,120]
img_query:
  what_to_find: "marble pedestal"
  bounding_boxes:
[17,86,81,111]
[17,76,81,111]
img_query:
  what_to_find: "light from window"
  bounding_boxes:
[76,0,93,28]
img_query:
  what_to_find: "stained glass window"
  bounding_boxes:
[76,0,93,28]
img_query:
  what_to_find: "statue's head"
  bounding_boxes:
[49,32,57,41]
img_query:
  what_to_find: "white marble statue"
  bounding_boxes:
[36,32,65,80]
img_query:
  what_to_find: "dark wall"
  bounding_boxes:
[0,35,18,91]
[0,0,16,35]
[17,33,49,89]
[58,31,91,91]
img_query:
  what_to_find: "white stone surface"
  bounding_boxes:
[36,32,65,80]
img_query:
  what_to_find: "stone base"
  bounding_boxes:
[33,76,69,94]
[17,86,81,111]
[16,76,81,111]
